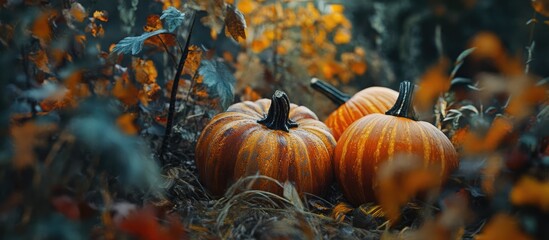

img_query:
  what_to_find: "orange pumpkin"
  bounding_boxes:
[195,90,336,196]
[334,81,459,205]
[310,78,398,140]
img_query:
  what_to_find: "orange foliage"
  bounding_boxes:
[475,214,531,240]
[32,10,56,46]
[117,114,139,135]
[415,59,450,112]
[468,32,523,76]
[113,74,139,106]
[461,116,513,154]
[377,156,443,222]
[10,122,58,169]
[69,2,87,22]
[93,10,109,22]
[510,176,549,211]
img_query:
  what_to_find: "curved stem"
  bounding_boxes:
[160,11,196,164]
[310,78,351,106]
[385,81,417,120]
[258,90,298,132]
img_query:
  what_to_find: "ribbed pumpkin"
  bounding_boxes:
[195,90,336,196]
[310,78,398,140]
[334,81,459,205]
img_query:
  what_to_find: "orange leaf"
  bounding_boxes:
[93,10,109,22]
[32,10,56,46]
[144,15,162,32]
[117,113,138,135]
[376,155,443,222]
[133,59,158,84]
[532,0,549,17]
[70,2,87,22]
[10,122,58,169]
[475,214,532,240]
[113,74,139,106]
[333,28,351,44]
[415,59,451,112]
[510,176,549,211]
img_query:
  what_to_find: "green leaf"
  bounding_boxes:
[199,60,236,110]
[112,29,168,55]
[160,6,186,32]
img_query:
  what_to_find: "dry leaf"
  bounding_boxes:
[225,4,247,41]
[331,202,352,223]
[133,59,158,84]
[93,10,109,22]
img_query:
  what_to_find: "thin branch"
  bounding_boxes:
[159,11,197,164]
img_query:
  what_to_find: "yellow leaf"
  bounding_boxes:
[333,28,351,44]
[251,36,270,53]
[237,0,256,15]
[132,59,158,84]
[93,10,109,22]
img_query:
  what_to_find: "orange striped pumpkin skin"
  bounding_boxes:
[195,92,336,196]
[335,114,459,204]
[334,82,459,205]
[325,87,398,140]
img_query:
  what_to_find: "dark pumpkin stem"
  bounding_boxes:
[258,90,298,132]
[385,81,417,120]
[310,78,351,106]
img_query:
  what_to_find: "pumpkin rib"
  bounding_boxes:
[334,81,459,205]
[196,91,335,196]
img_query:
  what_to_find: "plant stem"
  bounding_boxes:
[159,11,196,164]
[258,90,298,132]
[310,78,351,106]
[385,81,417,120]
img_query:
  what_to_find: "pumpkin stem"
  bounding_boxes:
[385,81,417,120]
[310,78,351,106]
[258,90,298,132]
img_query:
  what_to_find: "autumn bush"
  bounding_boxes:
[1,0,548,239]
